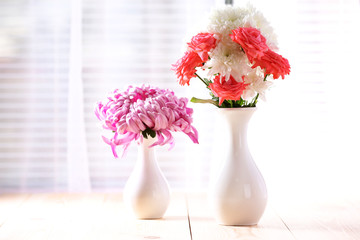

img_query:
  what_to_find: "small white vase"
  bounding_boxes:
[210,107,267,226]
[123,137,170,219]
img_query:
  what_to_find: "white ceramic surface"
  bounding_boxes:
[210,107,267,226]
[123,137,170,219]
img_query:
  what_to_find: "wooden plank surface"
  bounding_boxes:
[0,193,68,240]
[0,193,190,240]
[1,193,360,240]
[86,192,190,240]
[273,198,360,240]
[186,193,296,240]
[0,194,29,227]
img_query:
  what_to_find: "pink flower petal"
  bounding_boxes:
[95,85,199,158]
[138,113,154,128]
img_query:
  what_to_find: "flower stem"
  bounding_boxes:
[264,74,269,81]
[191,97,218,106]
[250,74,269,107]
[252,93,259,107]
[195,73,209,86]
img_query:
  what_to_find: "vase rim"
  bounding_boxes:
[141,135,157,147]
[217,107,257,111]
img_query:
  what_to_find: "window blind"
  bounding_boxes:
[1,0,359,194]
[0,0,70,191]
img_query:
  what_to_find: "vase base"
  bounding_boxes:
[129,211,167,220]
[136,216,164,220]
[217,221,259,227]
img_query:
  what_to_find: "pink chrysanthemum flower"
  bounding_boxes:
[95,85,199,158]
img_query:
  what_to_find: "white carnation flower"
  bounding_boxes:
[242,69,273,101]
[205,38,252,82]
[207,4,278,50]
[208,6,248,36]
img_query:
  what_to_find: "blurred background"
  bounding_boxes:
[0,0,359,202]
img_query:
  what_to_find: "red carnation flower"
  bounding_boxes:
[230,27,268,63]
[188,32,217,62]
[209,75,248,105]
[252,49,291,79]
[172,51,203,86]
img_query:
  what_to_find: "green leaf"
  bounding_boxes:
[203,78,211,86]
[191,97,219,106]
[141,128,156,139]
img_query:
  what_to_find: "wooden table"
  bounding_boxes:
[0,193,359,240]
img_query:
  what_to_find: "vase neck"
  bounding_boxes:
[220,108,255,132]
[137,137,158,167]
[219,108,256,156]
[140,137,157,149]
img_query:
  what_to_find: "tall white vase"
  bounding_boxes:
[210,107,267,226]
[123,137,170,219]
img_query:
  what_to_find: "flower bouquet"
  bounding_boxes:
[94,85,198,158]
[173,4,290,107]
